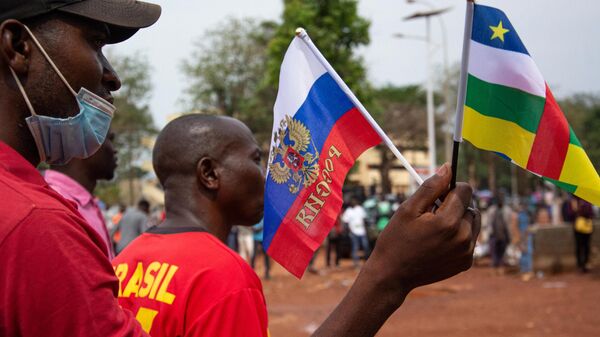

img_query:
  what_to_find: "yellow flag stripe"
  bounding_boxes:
[574,186,600,207]
[463,106,535,168]
[559,144,600,189]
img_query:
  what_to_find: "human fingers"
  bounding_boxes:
[435,182,473,222]
[402,163,452,215]
[456,207,481,259]
[469,207,482,245]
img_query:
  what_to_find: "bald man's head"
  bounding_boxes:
[153,114,248,187]
[153,114,265,227]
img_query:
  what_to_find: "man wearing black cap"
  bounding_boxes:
[0,1,160,336]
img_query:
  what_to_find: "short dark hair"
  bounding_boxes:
[138,199,150,209]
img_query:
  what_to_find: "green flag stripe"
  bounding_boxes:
[465,74,545,134]
[543,177,577,193]
[569,126,582,147]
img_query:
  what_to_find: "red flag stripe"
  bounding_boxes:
[526,85,569,179]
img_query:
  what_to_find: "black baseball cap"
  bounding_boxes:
[0,0,161,43]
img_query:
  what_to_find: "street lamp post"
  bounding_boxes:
[404,7,451,177]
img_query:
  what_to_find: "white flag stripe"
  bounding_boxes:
[272,37,326,142]
[468,40,546,98]
[267,37,326,176]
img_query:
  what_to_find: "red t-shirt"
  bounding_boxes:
[0,142,147,337]
[112,227,269,337]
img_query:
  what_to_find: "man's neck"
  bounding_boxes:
[161,189,232,243]
[0,123,40,167]
[52,166,96,194]
[0,96,41,166]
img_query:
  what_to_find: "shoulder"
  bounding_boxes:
[191,234,261,288]
[4,206,103,254]
[116,232,261,290]
[0,175,85,248]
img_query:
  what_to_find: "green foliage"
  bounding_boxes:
[561,94,600,168]
[181,18,277,145]
[109,52,156,204]
[267,0,371,102]
[371,85,428,150]
[369,85,429,193]
[582,106,600,168]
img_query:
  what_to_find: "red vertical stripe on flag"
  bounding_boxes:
[526,85,569,179]
[267,107,381,278]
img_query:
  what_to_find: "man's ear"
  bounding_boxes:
[196,157,220,191]
[0,20,32,74]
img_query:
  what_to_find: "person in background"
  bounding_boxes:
[326,214,344,268]
[573,196,594,273]
[227,225,239,251]
[238,223,255,264]
[111,203,127,250]
[112,204,127,226]
[561,194,577,224]
[44,130,118,259]
[342,197,370,268]
[375,194,392,232]
[515,199,534,281]
[251,219,270,280]
[115,199,150,254]
[307,247,321,275]
[534,202,552,225]
[489,193,513,274]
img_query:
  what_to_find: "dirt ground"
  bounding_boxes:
[257,252,600,337]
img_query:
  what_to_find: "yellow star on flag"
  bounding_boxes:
[489,21,510,42]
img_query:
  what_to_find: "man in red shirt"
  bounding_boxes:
[113,114,481,337]
[0,1,160,336]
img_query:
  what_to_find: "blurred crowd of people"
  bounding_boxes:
[101,200,165,255]
[99,185,595,282]
[474,186,596,279]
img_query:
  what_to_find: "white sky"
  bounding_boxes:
[108,0,600,127]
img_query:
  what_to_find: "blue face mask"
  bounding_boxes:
[9,25,116,165]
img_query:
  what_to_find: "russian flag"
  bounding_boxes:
[263,36,382,278]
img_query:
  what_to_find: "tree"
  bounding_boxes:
[109,52,156,206]
[181,18,277,145]
[266,0,371,102]
[371,85,427,193]
[561,94,600,167]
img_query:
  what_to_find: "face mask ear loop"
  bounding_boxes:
[22,25,77,97]
[8,67,37,117]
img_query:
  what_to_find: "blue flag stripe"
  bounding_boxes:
[263,73,354,248]
[471,4,529,56]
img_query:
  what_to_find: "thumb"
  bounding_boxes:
[404,163,451,214]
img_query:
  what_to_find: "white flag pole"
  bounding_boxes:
[295,28,426,186]
[450,0,475,189]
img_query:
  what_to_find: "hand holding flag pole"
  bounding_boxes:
[450,0,475,190]
[295,28,427,187]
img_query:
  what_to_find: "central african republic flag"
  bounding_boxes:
[462,4,600,205]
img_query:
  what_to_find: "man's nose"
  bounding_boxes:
[102,56,121,92]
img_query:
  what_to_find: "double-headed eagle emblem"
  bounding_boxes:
[269,115,320,194]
